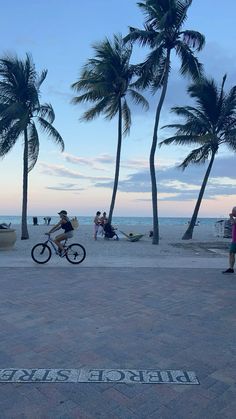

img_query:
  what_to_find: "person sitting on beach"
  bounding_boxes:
[94,211,101,240]
[222,207,236,274]
[46,210,74,257]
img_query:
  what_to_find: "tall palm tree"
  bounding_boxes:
[124,0,205,244]
[71,34,149,223]
[0,53,64,239]
[160,75,236,239]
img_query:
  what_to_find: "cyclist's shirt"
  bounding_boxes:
[61,216,74,232]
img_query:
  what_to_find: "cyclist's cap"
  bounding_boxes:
[58,210,67,215]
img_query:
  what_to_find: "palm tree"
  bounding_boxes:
[71,34,149,223]
[0,53,64,239]
[124,0,205,244]
[160,75,236,239]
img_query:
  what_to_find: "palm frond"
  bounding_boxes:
[124,27,157,48]
[36,69,48,89]
[127,88,149,110]
[187,78,220,124]
[121,99,131,135]
[133,46,166,90]
[159,133,211,147]
[0,121,23,156]
[104,97,120,120]
[27,122,39,172]
[175,41,204,81]
[37,117,64,151]
[181,30,205,51]
[169,106,212,132]
[179,144,212,169]
[37,103,55,123]
[80,97,111,121]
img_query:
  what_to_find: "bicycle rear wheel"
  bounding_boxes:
[66,243,86,264]
[31,243,52,264]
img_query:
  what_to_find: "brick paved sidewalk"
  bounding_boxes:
[0,267,236,418]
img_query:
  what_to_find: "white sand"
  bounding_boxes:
[0,222,230,268]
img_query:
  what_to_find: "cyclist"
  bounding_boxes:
[47,210,74,256]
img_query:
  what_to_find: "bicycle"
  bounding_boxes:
[31,234,86,265]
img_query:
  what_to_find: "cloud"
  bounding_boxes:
[94,156,236,201]
[64,153,94,167]
[39,162,112,181]
[63,153,114,171]
[46,183,84,191]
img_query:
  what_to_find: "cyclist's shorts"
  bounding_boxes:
[64,231,73,239]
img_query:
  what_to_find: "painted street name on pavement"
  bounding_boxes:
[0,369,199,384]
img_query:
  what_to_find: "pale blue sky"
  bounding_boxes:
[0,0,236,217]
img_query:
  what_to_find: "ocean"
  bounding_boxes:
[0,215,222,226]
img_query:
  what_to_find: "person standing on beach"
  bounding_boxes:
[47,210,74,256]
[222,206,236,274]
[94,211,101,240]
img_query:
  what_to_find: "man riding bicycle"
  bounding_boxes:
[47,210,74,257]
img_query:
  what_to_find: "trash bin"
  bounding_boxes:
[33,217,38,226]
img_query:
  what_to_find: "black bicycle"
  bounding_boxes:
[31,234,86,265]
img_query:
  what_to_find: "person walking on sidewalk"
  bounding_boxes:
[222,206,236,274]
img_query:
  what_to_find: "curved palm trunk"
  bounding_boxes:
[108,98,122,224]
[21,128,29,240]
[150,51,171,244]
[182,152,216,240]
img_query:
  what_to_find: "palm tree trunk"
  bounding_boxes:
[108,98,122,224]
[150,51,171,244]
[182,152,216,240]
[21,128,29,240]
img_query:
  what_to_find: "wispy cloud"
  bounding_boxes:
[63,152,114,171]
[46,183,84,191]
[40,162,112,181]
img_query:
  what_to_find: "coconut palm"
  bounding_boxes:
[124,0,205,244]
[0,53,64,239]
[160,75,236,239]
[71,34,149,223]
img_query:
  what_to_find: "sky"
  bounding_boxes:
[0,0,236,218]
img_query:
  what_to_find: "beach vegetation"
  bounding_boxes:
[124,0,205,244]
[0,53,64,239]
[71,34,149,224]
[160,75,236,239]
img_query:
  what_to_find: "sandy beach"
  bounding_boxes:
[0,222,231,269]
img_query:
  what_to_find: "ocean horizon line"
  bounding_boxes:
[0,215,226,227]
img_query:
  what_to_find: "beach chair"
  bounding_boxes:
[119,231,144,242]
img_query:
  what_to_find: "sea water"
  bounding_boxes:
[0,215,222,226]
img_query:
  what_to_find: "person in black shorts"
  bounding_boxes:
[47,210,74,256]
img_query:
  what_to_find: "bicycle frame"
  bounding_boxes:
[44,235,68,255]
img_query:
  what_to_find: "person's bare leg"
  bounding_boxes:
[229,252,235,269]
[54,234,66,252]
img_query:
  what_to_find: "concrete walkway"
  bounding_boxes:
[0,267,236,418]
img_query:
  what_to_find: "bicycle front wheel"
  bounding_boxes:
[66,243,86,265]
[31,243,52,264]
